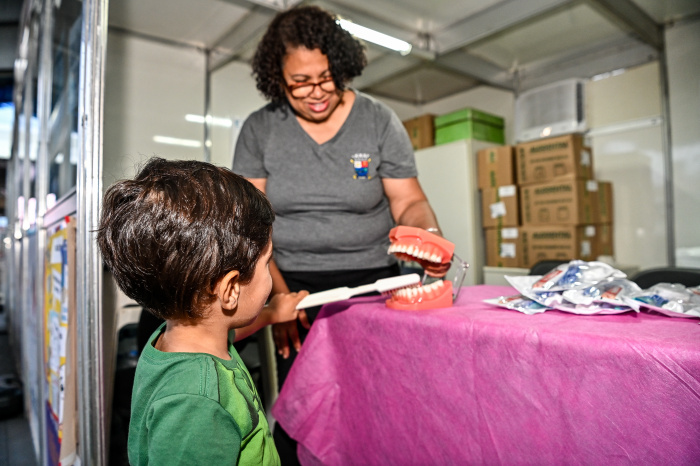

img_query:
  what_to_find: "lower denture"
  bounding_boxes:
[386,280,453,310]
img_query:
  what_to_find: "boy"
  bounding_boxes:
[97,158,307,465]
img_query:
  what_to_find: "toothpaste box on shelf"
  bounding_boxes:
[520,225,597,268]
[520,179,599,226]
[477,145,516,189]
[485,227,524,268]
[516,134,593,185]
[402,114,435,150]
[481,185,520,228]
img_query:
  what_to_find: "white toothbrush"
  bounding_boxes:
[295,274,421,309]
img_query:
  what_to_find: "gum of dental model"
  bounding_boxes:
[387,226,455,266]
[385,280,453,310]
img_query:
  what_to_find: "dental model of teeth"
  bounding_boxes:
[385,226,457,311]
[385,279,454,311]
[387,225,455,267]
[387,243,445,263]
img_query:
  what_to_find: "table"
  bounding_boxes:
[271,285,700,465]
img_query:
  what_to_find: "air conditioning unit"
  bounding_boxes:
[515,79,586,142]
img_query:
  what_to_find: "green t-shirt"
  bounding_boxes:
[128,324,279,465]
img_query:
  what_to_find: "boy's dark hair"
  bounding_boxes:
[97,157,274,320]
[252,5,367,105]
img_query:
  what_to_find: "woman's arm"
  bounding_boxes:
[383,177,440,230]
[382,177,450,277]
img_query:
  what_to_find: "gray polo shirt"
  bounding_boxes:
[233,91,417,272]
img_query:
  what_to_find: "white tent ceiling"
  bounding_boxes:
[108,0,700,104]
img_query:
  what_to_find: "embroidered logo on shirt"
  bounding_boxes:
[350,153,372,179]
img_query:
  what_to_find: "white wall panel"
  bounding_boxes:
[666,18,700,267]
[103,32,206,188]
[587,63,667,270]
[590,127,667,269]
[587,62,661,127]
[586,19,700,270]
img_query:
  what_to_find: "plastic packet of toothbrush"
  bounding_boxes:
[550,299,635,315]
[530,260,627,292]
[504,275,634,315]
[505,270,638,314]
[631,283,700,319]
[562,278,642,311]
[505,275,566,307]
[483,294,549,315]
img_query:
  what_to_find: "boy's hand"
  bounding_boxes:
[267,291,309,324]
[270,291,311,359]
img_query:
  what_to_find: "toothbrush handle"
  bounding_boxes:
[350,283,377,295]
[295,287,353,309]
[295,283,378,310]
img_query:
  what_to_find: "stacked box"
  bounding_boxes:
[478,146,516,189]
[481,185,519,229]
[516,134,593,185]
[402,114,435,150]
[480,134,617,268]
[485,227,524,268]
[521,225,597,268]
[435,108,505,145]
[476,144,524,267]
[597,181,614,224]
[595,181,614,257]
[520,179,599,226]
[595,223,614,258]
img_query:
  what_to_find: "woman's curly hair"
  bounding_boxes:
[252,5,367,105]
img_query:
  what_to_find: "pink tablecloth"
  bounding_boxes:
[271,285,700,465]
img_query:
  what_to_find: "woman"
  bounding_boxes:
[233,6,446,463]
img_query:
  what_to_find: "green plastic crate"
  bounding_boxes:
[434,108,505,145]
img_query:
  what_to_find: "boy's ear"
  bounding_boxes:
[217,270,241,311]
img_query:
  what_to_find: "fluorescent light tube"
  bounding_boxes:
[153,136,202,148]
[185,114,233,128]
[337,19,412,55]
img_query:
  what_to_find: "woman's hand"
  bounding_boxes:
[420,259,451,278]
[271,292,311,359]
[383,178,449,278]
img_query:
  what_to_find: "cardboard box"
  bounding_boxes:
[595,223,614,258]
[402,114,435,150]
[520,179,599,226]
[516,134,593,185]
[477,146,516,189]
[481,185,520,228]
[596,181,614,224]
[434,108,505,145]
[485,227,524,267]
[521,225,596,268]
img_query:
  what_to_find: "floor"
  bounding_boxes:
[0,322,39,466]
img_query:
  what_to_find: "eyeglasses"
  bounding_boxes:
[286,78,336,99]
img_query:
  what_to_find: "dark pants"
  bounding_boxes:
[274,264,400,465]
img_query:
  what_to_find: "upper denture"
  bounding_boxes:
[388,226,455,265]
